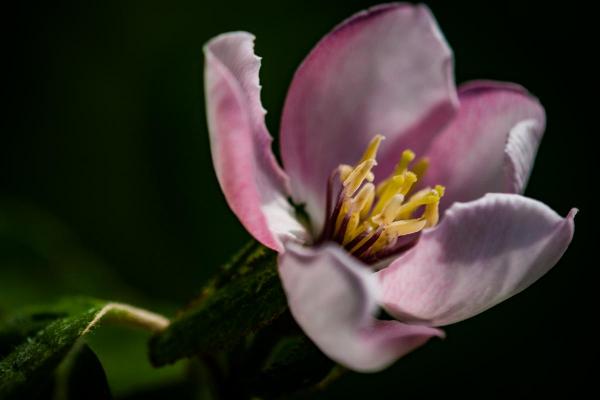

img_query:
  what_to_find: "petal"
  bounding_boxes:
[377,193,576,326]
[205,32,308,251]
[421,80,546,213]
[278,242,443,372]
[280,4,458,234]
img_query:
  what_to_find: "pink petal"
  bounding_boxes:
[278,242,444,372]
[377,193,576,326]
[421,80,546,214]
[280,4,458,234]
[205,32,308,251]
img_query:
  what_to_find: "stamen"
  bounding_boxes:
[343,159,376,196]
[385,218,428,237]
[398,172,417,196]
[423,185,445,227]
[373,174,405,215]
[376,150,415,196]
[338,164,353,181]
[395,190,440,218]
[343,212,360,245]
[372,194,405,225]
[351,228,383,257]
[353,183,375,219]
[395,149,415,174]
[321,135,445,264]
[359,134,385,163]
[412,158,429,181]
[344,223,371,250]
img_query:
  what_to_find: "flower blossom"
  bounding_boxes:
[204,3,576,372]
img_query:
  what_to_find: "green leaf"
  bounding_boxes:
[86,324,188,398]
[0,297,168,400]
[53,343,112,400]
[0,201,186,396]
[244,334,336,399]
[149,242,286,366]
[148,242,340,399]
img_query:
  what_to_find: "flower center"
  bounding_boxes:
[319,135,444,264]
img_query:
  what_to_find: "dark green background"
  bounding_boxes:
[2,0,595,397]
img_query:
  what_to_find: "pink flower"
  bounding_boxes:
[204,3,576,372]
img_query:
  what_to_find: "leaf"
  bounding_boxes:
[53,343,113,400]
[149,242,287,366]
[86,324,188,398]
[0,201,185,396]
[0,297,168,400]
[148,240,339,398]
[244,334,336,399]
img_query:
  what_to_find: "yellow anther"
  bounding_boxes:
[372,174,404,215]
[343,159,376,196]
[398,172,417,196]
[423,185,445,227]
[343,212,361,245]
[369,218,428,255]
[359,135,385,163]
[395,187,431,219]
[376,177,393,197]
[394,149,416,174]
[434,185,445,197]
[372,170,417,217]
[375,150,415,197]
[385,218,428,237]
[328,137,444,258]
[338,164,353,181]
[412,158,429,181]
[405,187,432,202]
[423,205,439,228]
[373,194,405,225]
[353,183,375,219]
[395,191,440,218]
[373,174,406,215]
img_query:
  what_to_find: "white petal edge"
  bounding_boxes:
[377,193,576,326]
[279,242,444,372]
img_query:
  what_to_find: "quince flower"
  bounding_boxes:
[204,3,576,372]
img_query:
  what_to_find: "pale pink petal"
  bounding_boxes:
[278,242,443,372]
[280,4,459,234]
[205,32,308,251]
[421,80,546,213]
[377,193,576,326]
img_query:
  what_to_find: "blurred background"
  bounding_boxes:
[2,0,595,397]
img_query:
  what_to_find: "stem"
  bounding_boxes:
[82,302,169,335]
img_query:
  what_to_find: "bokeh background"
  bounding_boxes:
[2,0,595,397]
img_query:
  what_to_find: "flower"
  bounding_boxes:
[204,3,576,372]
